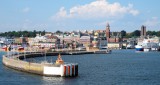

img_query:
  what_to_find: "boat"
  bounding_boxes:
[136,37,159,52]
[135,45,143,51]
[77,46,86,51]
[143,42,151,52]
[158,47,160,51]
[143,48,151,52]
[126,44,135,49]
[99,46,108,50]
[1,45,12,51]
[2,45,7,51]
[18,46,24,51]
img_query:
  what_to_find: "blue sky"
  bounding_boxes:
[0,0,160,32]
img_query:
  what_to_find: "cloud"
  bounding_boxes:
[22,7,30,13]
[52,0,139,20]
[143,17,160,26]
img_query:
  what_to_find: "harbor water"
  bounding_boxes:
[1,50,160,85]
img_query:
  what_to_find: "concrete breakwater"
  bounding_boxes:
[2,50,111,77]
[2,52,78,77]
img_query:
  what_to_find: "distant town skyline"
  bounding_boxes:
[0,0,160,32]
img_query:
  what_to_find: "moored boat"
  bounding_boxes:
[135,45,143,51]
[2,45,7,51]
[143,48,151,52]
[126,44,135,49]
[18,46,24,51]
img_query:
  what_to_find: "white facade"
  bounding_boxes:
[0,37,15,44]
[28,35,58,48]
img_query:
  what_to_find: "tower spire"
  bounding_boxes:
[106,23,110,28]
[106,22,110,38]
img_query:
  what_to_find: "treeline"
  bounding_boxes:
[0,30,45,37]
[0,30,160,38]
[146,31,160,36]
[121,30,160,38]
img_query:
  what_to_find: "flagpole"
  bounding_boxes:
[24,48,26,61]
[7,45,9,58]
[44,49,46,63]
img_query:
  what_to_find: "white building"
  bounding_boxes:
[28,34,59,48]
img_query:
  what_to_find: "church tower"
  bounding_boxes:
[106,23,110,38]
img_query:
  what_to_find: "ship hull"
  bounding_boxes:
[135,45,143,51]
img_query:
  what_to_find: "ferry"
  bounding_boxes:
[135,45,143,51]
[136,37,159,52]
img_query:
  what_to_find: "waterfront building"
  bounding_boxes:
[55,31,80,49]
[63,36,74,48]
[92,36,99,47]
[91,31,107,48]
[45,32,53,36]
[107,42,122,49]
[126,38,136,49]
[28,34,59,49]
[44,36,60,48]
[27,38,35,46]
[105,23,122,49]
[14,36,28,45]
[99,37,107,48]
[0,37,6,45]
[0,37,15,45]
[79,36,91,47]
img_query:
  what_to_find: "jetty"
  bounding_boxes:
[2,49,111,77]
[2,52,78,77]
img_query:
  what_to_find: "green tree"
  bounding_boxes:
[33,30,36,37]
[147,31,159,36]
[157,31,160,37]
[125,33,132,38]
[131,30,140,37]
[121,30,126,38]
[147,31,152,36]
[42,30,45,36]
[56,30,63,35]
[0,30,45,37]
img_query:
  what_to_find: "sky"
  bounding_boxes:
[0,0,160,32]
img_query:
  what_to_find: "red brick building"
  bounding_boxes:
[105,23,122,49]
[106,23,122,43]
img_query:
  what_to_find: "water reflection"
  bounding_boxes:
[42,76,65,85]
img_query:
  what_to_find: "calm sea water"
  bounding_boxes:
[1,50,160,85]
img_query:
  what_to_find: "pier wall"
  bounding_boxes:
[2,53,78,77]
[2,55,44,75]
[2,50,110,77]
